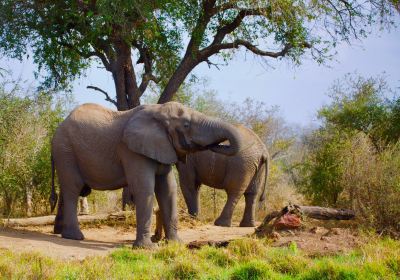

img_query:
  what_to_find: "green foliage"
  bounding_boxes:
[297,128,350,206]
[295,75,400,231]
[319,75,400,150]
[0,0,397,101]
[0,74,69,217]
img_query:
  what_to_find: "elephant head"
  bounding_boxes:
[122,102,243,164]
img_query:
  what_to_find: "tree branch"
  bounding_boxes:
[133,41,160,94]
[211,7,272,47]
[86,86,117,107]
[200,39,310,60]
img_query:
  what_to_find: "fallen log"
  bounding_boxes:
[256,204,355,235]
[1,211,134,227]
[296,206,355,220]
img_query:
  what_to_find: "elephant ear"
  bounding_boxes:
[122,108,178,165]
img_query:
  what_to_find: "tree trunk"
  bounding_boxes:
[112,41,141,110]
[158,56,197,104]
[25,184,33,217]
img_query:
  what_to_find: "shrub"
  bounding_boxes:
[0,76,69,217]
[296,75,400,232]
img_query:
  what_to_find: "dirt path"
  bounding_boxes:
[0,224,255,260]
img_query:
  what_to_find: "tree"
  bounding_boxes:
[319,75,400,151]
[0,0,398,110]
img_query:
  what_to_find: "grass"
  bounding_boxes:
[0,237,399,280]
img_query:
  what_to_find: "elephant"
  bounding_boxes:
[49,102,244,247]
[123,124,269,230]
[177,124,269,227]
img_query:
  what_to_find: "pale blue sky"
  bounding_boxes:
[1,27,399,126]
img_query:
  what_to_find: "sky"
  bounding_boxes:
[1,26,399,126]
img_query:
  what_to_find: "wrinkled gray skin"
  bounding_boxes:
[50,102,243,248]
[178,125,269,227]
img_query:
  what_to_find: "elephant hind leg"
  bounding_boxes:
[54,158,85,240]
[214,191,242,227]
[240,193,257,227]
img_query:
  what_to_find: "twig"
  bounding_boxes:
[86,86,117,107]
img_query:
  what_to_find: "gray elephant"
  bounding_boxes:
[177,125,269,227]
[49,102,243,247]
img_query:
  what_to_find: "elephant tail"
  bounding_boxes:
[49,154,58,213]
[257,153,269,210]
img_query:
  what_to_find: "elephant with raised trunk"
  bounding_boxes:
[50,102,243,248]
[177,125,269,227]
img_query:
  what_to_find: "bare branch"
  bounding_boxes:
[200,39,310,60]
[205,58,221,70]
[86,85,117,107]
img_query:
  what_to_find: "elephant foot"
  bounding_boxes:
[214,217,232,227]
[133,239,157,249]
[61,228,84,240]
[239,220,255,227]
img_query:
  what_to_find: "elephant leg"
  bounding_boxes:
[132,183,155,248]
[154,170,180,242]
[55,160,85,240]
[120,151,157,248]
[54,193,64,234]
[214,191,241,227]
[240,193,257,227]
[61,187,84,240]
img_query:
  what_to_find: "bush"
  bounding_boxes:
[0,76,69,217]
[296,75,400,232]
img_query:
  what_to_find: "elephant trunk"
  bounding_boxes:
[205,119,243,156]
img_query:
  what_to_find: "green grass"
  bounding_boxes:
[0,238,399,280]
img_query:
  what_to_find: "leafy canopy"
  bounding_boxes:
[0,0,398,97]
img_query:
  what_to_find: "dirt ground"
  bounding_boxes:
[0,217,361,260]
[0,223,255,260]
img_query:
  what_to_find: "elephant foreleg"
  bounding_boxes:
[214,192,241,227]
[154,171,180,242]
[240,193,257,227]
[132,183,155,248]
